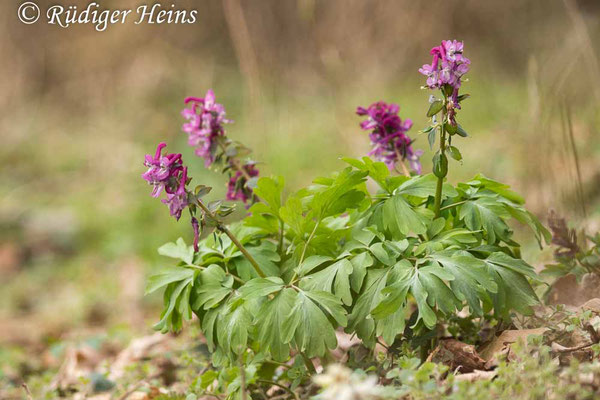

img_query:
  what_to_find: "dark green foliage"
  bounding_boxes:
[149,157,549,370]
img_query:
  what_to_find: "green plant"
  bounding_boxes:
[144,40,549,397]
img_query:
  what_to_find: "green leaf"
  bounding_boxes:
[467,174,524,204]
[459,197,511,244]
[503,202,551,246]
[239,277,285,300]
[297,255,333,276]
[445,123,458,135]
[448,146,462,162]
[373,260,461,328]
[456,124,468,137]
[153,275,195,333]
[310,168,368,218]
[280,195,305,237]
[282,290,344,357]
[411,265,461,327]
[427,218,446,239]
[348,268,389,340]
[482,254,539,316]
[300,258,354,305]
[158,238,194,265]
[428,127,437,149]
[427,100,444,117]
[201,303,224,351]
[233,241,280,280]
[376,305,407,345]
[327,190,366,216]
[486,252,538,280]
[146,266,195,295]
[350,252,374,292]
[304,290,347,326]
[253,176,284,215]
[371,261,412,319]
[216,297,252,355]
[343,157,391,191]
[383,194,427,237]
[194,284,232,311]
[255,288,296,361]
[429,252,498,315]
[245,203,280,234]
[199,370,219,389]
[369,242,395,266]
[397,174,438,198]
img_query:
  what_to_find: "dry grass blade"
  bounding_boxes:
[561,101,587,217]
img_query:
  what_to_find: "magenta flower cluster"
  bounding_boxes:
[356,101,422,174]
[142,142,190,220]
[226,162,259,203]
[181,89,259,205]
[419,40,470,92]
[419,40,470,125]
[142,142,183,199]
[181,89,232,167]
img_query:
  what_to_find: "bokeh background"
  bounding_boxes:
[1,0,599,395]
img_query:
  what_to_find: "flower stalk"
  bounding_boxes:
[195,198,266,278]
[433,96,448,218]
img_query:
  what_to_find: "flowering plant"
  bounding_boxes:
[143,41,550,398]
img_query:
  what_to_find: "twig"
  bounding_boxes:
[257,379,300,400]
[21,383,33,400]
[551,341,595,353]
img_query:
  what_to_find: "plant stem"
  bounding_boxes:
[394,148,411,177]
[196,199,266,278]
[257,380,300,400]
[239,355,248,400]
[433,98,448,218]
[299,220,319,266]
[439,199,467,212]
[218,139,254,181]
[278,218,285,255]
[300,352,317,375]
[289,220,320,284]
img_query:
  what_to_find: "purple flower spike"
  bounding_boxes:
[162,167,189,221]
[419,40,470,91]
[181,89,232,166]
[142,142,183,198]
[226,162,259,204]
[356,101,422,174]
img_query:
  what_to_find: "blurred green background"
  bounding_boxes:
[1,0,599,394]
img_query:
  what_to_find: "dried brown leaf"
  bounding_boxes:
[426,339,486,373]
